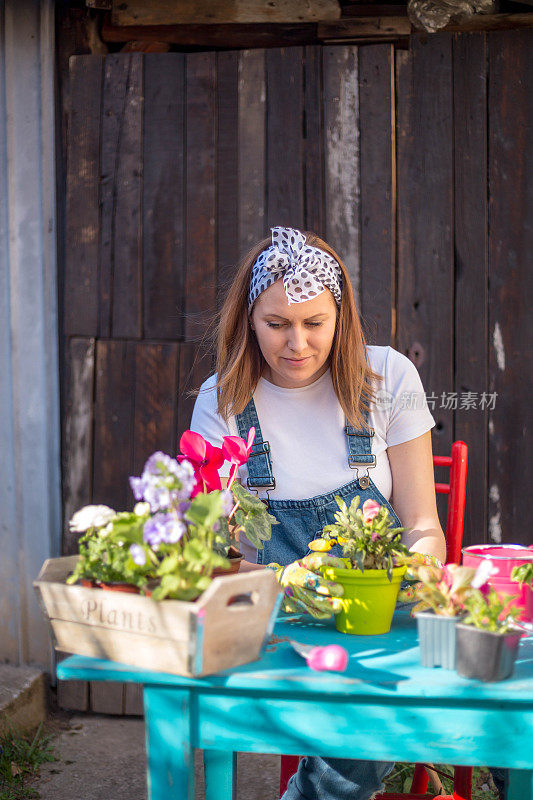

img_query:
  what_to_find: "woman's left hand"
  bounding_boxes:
[267,553,345,619]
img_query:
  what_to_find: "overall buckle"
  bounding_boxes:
[348,454,376,469]
[246,477,276,491]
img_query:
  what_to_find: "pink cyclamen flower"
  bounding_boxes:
[177,430,224,496]
[222,427,256,485]
[362,499,381,524]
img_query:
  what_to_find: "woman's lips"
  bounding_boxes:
[282,357,311,366]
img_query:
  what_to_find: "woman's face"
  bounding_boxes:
[250,279,338,389]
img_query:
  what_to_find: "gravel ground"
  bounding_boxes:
[35,711,281,800]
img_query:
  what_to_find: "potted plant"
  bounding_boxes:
[408,561,484,669]
[67,429,278,601]
[35,429,283,678]
[456,587,523,682]
[310,497,410,635]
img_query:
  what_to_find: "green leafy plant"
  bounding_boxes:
[0,722,56,800]
[511,562,533,588]
[408,563,478,617]
[462,586,521,633]
[66,508,154,589]
[230,482,279,551]
[310,496,409,580]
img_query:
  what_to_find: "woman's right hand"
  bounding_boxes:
[267,553,345,619]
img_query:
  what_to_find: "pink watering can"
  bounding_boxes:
[462,544,533,622]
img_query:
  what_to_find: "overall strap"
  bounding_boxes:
[235,398,275,490]
[344,377,376,489]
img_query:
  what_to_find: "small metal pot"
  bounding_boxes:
[455,623,522,682]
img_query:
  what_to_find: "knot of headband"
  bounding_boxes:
[248,227,343,311]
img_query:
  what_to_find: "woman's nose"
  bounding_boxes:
[288,325,307,352]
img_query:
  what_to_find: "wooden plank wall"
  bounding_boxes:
[59,32,532,710]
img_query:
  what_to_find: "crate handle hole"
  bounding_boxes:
[226,591,258,608]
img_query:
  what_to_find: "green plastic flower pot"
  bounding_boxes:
[321,563,407,635]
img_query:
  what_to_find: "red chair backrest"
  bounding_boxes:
[433,440,468,564]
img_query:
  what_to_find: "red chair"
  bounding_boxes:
[280,441,470,800]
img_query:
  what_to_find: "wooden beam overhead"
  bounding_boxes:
[101,19,318,47]
[319,16,411,36]
[111,0,341,26]
[440,11,533,31]
[319,11,533,36]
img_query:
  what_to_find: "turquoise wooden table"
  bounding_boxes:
[57,608,533,800]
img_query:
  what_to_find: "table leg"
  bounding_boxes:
[204,750,237,800]
[144,687,195,800]
[508,770,533,800]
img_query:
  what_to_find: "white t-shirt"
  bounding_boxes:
[189,345,435,560]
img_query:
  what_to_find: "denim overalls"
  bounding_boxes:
[235,391,399,800]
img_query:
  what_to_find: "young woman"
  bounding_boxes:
[190,226,446,800]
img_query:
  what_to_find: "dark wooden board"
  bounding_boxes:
[452,32,488,548]
[90,682,124,714]
[143,54,186,340]
[487,30,533,546]
[102,19,318,48]
[133,342,180,473]
[303,46,326,238]
[109,53,143,339]
[99,55,131,338]
[238,49,267,256]
[396,36,454,465]
[111,0,341,26]
[266,47,305,229]
[124,683,144,715]
[184,53,217,342]
[177,342,215,448]
[92,340,136,510]
[62,338,96,554]
[216,50,240,304]
[359,44,394,346]
[64,56,103,338]
[57,680,89,712]
[323,45,359,294]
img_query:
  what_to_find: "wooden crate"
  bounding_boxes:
[34,556,282,677]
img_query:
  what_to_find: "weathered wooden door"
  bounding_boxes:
[59,32,532,711]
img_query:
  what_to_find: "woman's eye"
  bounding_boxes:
[266,321,322,329]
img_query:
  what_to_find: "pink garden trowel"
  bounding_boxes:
[289,640,349,672]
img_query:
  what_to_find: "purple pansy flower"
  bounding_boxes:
[143,512,186,547]
[129,544,146,567]
[129,453,196,511]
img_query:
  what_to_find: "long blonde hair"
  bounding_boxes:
[213,231,383,430]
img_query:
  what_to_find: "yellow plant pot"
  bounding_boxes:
[321,563,407,635]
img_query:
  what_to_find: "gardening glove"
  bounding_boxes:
[267,553,345,620]
[397,552,444,604]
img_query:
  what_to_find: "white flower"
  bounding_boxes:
[98,522,114,538]
[472,559,498,589]
[69,505,116,533]
[134,502,151,516]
